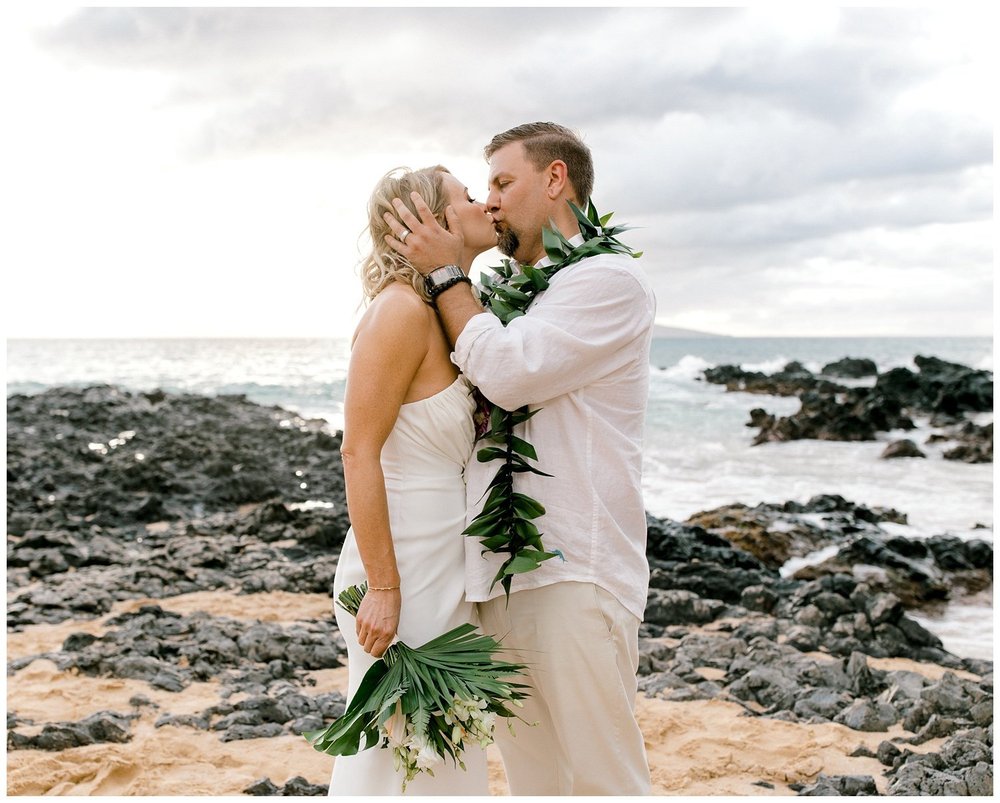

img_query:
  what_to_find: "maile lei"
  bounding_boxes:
[465,199,642,598]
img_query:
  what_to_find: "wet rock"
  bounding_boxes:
[688,495,907,570]
[822,358,878,378]
[845,652,883,697]
[793,534,991,608]
[876,357,993,416]
[888,761,969,795]
[703,362,845,397]
[792,688,854,721]
[280,776,329,796]
[646,517,775,604]
[942,421,993,463]
[739,355,991,451]
[857,590,903,627]
[909,714,962,745]
[739,584,778,614]
[876,740,903,766]
[219,723,284,742]
[785,625,822,652]
[921,672,988,716]
[289,715,325,734]
[6,511,345,629]
[7,385,348,538]
[834,699,899,731]
[49,608,343,693]
[156,713,210,730]
[794,773,878,795]
[912,356,994,415]
[245,778,280,796]
[7,711,134,751]
[728,666,799,710]
[637,639,677,675]
[883,670,926,702]
[881,439,925,459]
[644,588,725,626]
[244,776,328,796]
[751,387,915,445]
[63,632,99,651]
[964,761,994,796]
[970,699,993,727]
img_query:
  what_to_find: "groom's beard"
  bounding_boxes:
[496,224,520,259]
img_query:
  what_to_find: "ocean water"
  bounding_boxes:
[6,336,994,659]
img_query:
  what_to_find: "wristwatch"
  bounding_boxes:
[424,265,471,299]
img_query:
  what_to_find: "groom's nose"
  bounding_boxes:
[486,188,500,214]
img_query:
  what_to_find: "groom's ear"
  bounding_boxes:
[545,160,569,200]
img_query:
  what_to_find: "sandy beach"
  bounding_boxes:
[6,589,964,796]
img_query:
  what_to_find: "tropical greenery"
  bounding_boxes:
[467,200,642,597]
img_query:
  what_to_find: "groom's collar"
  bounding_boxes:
[532,233,585,269]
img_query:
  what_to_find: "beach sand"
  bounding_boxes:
[6,590,957,796]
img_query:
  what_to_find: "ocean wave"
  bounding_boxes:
[655,354,715,380]
[740,356,792,374]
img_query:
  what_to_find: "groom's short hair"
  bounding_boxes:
[484,122,594,205]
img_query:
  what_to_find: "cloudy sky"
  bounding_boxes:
[3,5,993,338]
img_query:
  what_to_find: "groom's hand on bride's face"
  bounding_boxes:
[384,192,463,276]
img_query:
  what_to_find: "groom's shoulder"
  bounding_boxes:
[562,251,652,295]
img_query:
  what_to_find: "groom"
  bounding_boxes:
[385,122,654,795]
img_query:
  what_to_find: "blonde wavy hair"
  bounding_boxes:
[360,165,451,303]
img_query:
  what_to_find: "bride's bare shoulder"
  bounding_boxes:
[352,281,432,345]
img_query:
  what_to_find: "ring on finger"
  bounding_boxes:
[399,229,411,244]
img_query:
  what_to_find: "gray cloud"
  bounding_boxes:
[34,6,992,336]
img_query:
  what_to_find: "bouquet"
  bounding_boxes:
[303,583,530,791]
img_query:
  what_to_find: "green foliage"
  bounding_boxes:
[467,199,641,597]
[306,584,530,790]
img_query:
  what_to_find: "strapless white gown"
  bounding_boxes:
[328,375,489,796]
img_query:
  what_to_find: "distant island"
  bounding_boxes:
[652,324,729,338]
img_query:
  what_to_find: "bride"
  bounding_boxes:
[328,165,497,795]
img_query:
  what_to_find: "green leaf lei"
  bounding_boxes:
[466,199,642,598]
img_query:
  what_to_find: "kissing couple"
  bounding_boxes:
[328,122,655,796]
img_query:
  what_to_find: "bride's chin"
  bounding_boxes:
[473,231,499,253]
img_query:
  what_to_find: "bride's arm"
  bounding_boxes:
[340,288,430,657]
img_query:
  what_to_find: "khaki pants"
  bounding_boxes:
[478,582,651,795]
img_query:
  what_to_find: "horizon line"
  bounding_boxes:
[5,333,994,341]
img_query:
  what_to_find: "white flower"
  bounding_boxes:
[409,733,444,771]
[474,710,496,736]
[381,704,408,749]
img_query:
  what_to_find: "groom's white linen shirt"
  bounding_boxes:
[453,239,656,621]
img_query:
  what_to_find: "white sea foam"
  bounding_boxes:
[659,354,715,381]
[288,500,337,512]
[908,590,994,661]
[779,545,841,578]
[741,356,792,374]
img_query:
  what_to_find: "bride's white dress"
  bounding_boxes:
[328,375,489,796]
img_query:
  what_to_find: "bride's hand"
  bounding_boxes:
[355,588,401,658]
